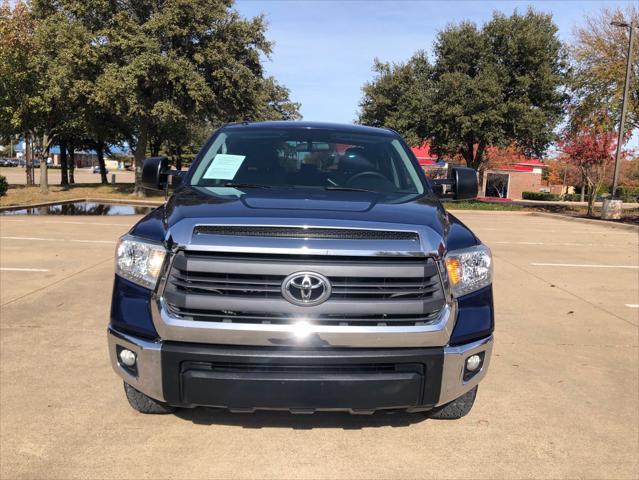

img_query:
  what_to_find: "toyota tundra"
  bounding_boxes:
[108,121,494,419]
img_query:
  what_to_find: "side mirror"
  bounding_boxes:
[141,157,169,191]
[450,166,478,200]
[171,171,186,189]
[431,166,478,200]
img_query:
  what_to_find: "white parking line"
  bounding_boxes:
[494,241,631,247]
[0,267,49,272]
[482,228,637,235]
[625,304,639,308]
[1,236,116,245]
[531,263,639,269]
[0,219,132,226]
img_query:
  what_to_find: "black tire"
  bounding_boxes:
[123,382,175,414]
[428,386,477,420]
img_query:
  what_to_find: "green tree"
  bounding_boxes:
[78,0,299,195]
[2,0,300,194]
[570,6,639,131]
[358,9,568,174]
[358,52,431,146]
[0,1,41,186]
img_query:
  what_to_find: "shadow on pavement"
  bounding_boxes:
[174,407,429,429]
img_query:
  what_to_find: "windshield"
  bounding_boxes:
[190,128,425,195]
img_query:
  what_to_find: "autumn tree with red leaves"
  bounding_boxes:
[559,117,617,216]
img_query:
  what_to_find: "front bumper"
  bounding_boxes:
[108,327,493,411]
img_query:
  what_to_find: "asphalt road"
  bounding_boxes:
[0,211,637,479]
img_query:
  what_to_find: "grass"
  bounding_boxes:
[444,200,524,211]
[0,183,164,207]
[443,200,638,225]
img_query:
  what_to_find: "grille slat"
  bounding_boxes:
[170,279,281,294]
[172,271,281,286]
[166,304,441,326]
[332,287,439,296]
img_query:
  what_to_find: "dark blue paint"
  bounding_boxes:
[446,213,480,250]
[129,206,166,242]
[109,276,158,339]
[450,286,495,346]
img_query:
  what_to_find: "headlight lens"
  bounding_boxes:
[445,244,492,297]
[115,236,166,289]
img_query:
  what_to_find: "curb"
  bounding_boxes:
[0,197,164,212]
[527,212,639,232]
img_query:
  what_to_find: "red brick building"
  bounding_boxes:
[482,160,545,199]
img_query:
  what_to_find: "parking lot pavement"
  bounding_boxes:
[0,212,637,479]
[0,167,136,185]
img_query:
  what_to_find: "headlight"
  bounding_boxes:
[444,244,492,297]
[115,236,166,289]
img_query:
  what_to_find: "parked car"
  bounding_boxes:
[0,158,18,166]
[108,121,493,419]
[93,165,108,174]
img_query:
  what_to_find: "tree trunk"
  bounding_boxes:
[97,143,108,184]
[133,126,149,197]
[25,133,33,186]
[60,141,69,186]
[176,145,182,171]
[150,137,161,157]
[587,184,596,217]
[40,141,49,194]
[68,143,76,184]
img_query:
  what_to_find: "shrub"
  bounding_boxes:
[617,186,639,203]
[0,175,7,196]
[522,191,560,201]
[562,193,587,202]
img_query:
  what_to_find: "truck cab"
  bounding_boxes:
[108,121,494,418]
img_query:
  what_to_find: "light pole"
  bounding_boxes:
[610,20,635,199]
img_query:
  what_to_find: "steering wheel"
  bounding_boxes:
[346,171,389,187]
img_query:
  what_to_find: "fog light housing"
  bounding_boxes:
[466,354,482,372]
[463,352,485,381]
[119,348,137,367]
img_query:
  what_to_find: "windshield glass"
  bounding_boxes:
[190,128,425,195]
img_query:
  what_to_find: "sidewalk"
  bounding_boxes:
[485,198,639,209]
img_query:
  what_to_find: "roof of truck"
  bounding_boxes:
[221,120,396,137]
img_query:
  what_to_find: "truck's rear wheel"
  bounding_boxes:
[123,382,175,414]
[428,386,477,419]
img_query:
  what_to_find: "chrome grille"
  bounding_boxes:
[163,250,446,326]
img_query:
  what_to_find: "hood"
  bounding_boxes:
[130,186,479,253]
[166,186,446,230]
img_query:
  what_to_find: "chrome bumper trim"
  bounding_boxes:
[152,299,456,348]
[107,328,164,402]
[108,327,492,408]
[437,335,493,406]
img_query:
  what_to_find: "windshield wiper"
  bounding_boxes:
[223,182,270,189]
[324,186,375,193]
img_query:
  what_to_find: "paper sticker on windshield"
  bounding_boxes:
[202,154,245,180]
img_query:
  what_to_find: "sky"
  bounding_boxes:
[235,0,638,148]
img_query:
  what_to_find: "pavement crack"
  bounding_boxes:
[0,257,113,307]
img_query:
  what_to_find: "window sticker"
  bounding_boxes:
[204,187,243,197]
[202,154,246,180]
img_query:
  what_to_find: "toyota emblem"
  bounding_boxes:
[282,272,331,306]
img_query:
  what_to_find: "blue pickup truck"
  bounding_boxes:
[108,121,493,419]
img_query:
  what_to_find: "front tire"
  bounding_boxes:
[123,382,175,414]
[428,386,477,419]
